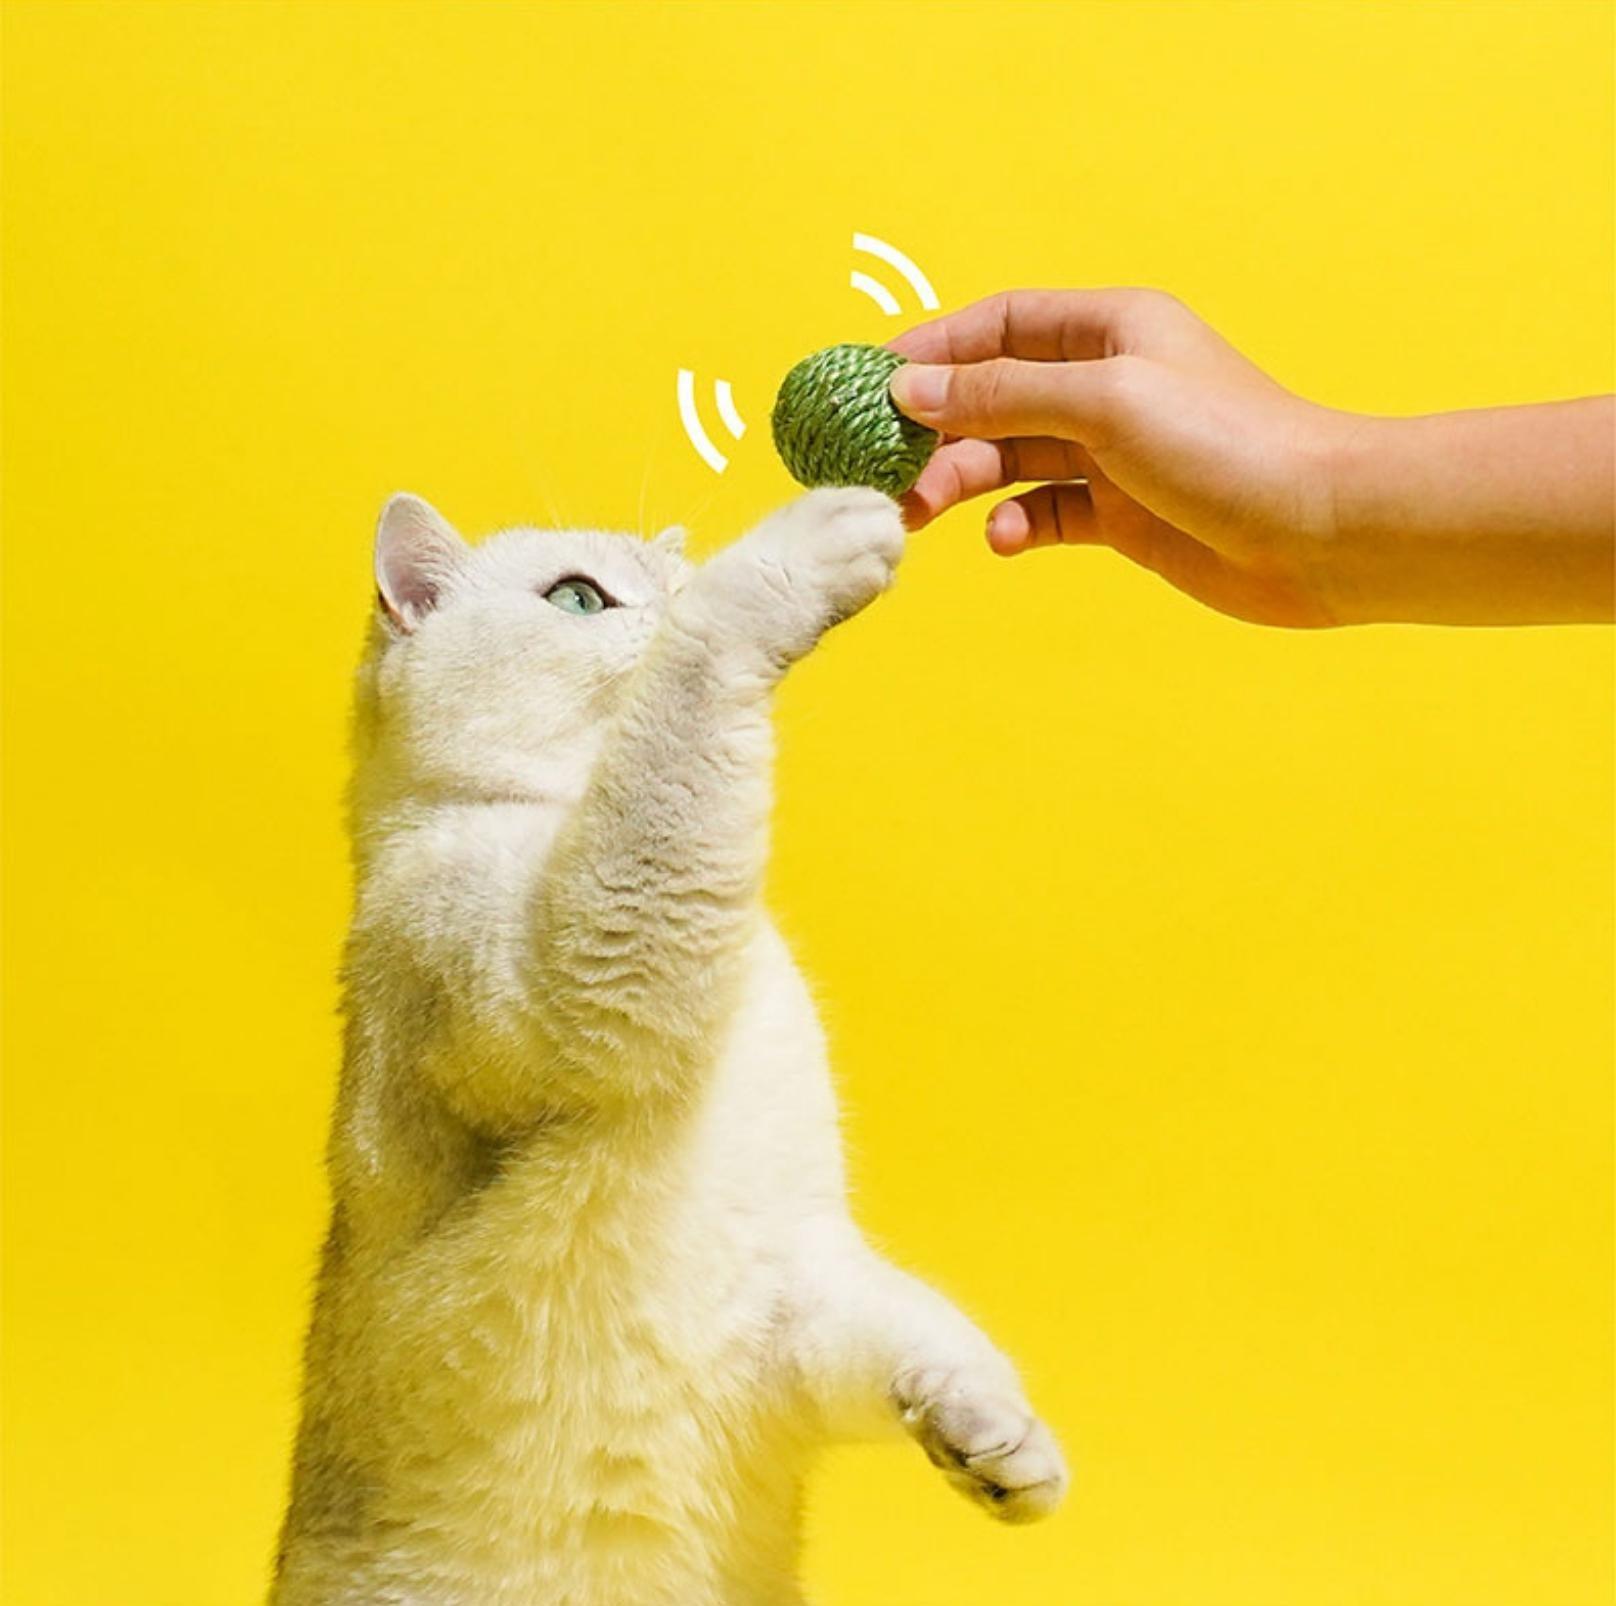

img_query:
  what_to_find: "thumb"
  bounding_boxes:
[890,356,1131,443]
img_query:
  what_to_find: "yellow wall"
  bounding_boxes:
[3,3,1611,1602]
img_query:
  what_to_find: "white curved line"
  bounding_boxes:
[850,270,902,316]
[852,232,939,310]
[677,368,728,474]
[714,379,746,441]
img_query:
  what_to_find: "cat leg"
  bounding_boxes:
[784,1221,1069,1524]
[516,488,906,1113]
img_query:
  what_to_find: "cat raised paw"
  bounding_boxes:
[760,485,906,629]
[684,486,905,672]
[893,1365,1069,1525]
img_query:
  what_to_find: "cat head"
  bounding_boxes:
[354,493,691,806]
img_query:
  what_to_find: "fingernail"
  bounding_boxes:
[891,363,949,417]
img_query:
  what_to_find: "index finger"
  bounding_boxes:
[886,288,1141,365]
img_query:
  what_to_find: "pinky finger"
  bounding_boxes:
[986,483,1099,556]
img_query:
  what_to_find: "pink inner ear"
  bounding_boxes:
[375,495,465,630]
[377,543,442,622]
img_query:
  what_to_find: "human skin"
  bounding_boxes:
[887,289,1615,628]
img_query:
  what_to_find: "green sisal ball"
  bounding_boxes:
[771,343,941,497]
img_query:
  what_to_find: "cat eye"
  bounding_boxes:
[543,577,613,616]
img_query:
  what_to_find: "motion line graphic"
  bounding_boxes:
[850,232,939,316]
[676,369,746,475]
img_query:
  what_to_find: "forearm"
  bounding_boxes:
[1323,397,1615,626]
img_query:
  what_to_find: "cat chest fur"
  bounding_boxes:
[290,934,833,1580]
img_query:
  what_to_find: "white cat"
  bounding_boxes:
[272,488,1067,1606]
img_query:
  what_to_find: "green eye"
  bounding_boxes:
[544,578,610,616]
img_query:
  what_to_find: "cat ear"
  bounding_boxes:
[651,525,686,558]
[375,493,467,632]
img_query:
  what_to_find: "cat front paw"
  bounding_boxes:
[687,488,905,671]
[893,1365,1069,1525]
[765,486,905,632]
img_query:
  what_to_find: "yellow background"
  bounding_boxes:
[3,2,1612,1602]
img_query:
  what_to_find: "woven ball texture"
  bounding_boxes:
[771,343,941,497]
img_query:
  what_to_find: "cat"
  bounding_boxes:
[271,487,1067,1606]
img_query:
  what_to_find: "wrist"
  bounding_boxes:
[1308,410,1401,626]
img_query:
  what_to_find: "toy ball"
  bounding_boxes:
[771,342,940,497]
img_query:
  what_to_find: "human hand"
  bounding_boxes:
[886,289,1354,627]
[887,289,1615,628]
